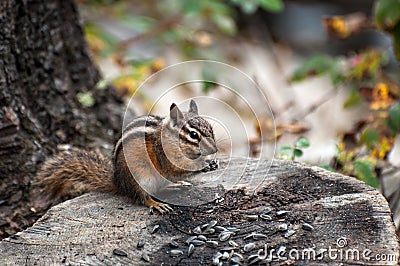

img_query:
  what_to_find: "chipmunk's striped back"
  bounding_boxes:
[112,115,163,164]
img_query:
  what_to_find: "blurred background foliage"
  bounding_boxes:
[79,0,284,97]
[76,0,400,231]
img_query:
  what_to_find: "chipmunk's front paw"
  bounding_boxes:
[201,159,219,172]
[144,197,173,214]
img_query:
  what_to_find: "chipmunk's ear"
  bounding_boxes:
[188,99,198,115]
[170,103,183,126]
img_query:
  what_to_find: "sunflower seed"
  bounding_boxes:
[193,226,202,234]
[188,244,195,257]
[208,220,218,228]
[226,227,240,232]
[141,251,150,262]
[213,252,223,260]
[204,220,218,233]
[246,215,258,220]
[220,246,237,251]
[233,252,244,259]
[150,224,159,234]
[113,248,127,257]
[276,210,289,216]
[218,231,233,241]
[170,249,183,257]
[247,254,259,261]
[244,242,256,252]
[261,207,272,214]
[213,252,223,265]
[233,252,244,260]
[191,240,205,246]
[203,228,215,234]
[260,214,272,221]
[278,223,288,231]
[170,240,179,248]
[284,230,296,238]
[214,226,227,232]
[228,250,235,259]
[248,255,262,265]
[212,257,220,265]
[244,233,268,240]
[221,251,230,260]
[229,240,239,247]
[244,233,254,240]
[230,256,243,264]
[186,236,198,245]
[137,239,145,249]
[206,240,219,248]
[197,235,207,241]
[302,222,314,231]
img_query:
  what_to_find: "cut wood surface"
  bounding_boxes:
[1,158,398,265]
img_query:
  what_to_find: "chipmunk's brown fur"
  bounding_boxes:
[36,100,218,213]
[36,149,115,201]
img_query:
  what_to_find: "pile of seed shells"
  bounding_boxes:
[161,207,314,265]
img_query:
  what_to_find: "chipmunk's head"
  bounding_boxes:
[162,100,218,171]
[170,100,218,159]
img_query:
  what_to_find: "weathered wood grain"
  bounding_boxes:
[0,158,398,265]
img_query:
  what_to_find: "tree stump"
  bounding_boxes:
[0,158,398,265]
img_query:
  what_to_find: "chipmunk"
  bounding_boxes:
[36,100,218,213]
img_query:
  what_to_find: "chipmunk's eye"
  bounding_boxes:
[189,131,200,140]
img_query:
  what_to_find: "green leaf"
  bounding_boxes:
[330,68,346,87]
[393,23,400,61]
[182,0,203,14]
[280,145,293,151]
[119,16,155,33]
[353,160,378,188]
[387,102,400,134]
[208,1,232,15]
[96,79,108,90]
[239,0,258,14]
[201,66,218,93]
[296,137,310,149]
[77,92,95,107]
[291,55,336,82]
[293,149,303,158]
[211,13,237,35]
[359,129,380,149]
[374,0,400,29]
[343,88,361,108]
[203,81,217,93]
[259,0,284,12]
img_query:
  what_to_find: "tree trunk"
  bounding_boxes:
[0,0,123,240]
[0,158,398,265]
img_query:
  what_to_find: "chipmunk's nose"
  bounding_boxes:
[200,137,218,156]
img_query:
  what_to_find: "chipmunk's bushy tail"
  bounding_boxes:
[35,149,115,200]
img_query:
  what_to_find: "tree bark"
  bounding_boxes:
[0,0,123,239]
[0,159,398,265]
